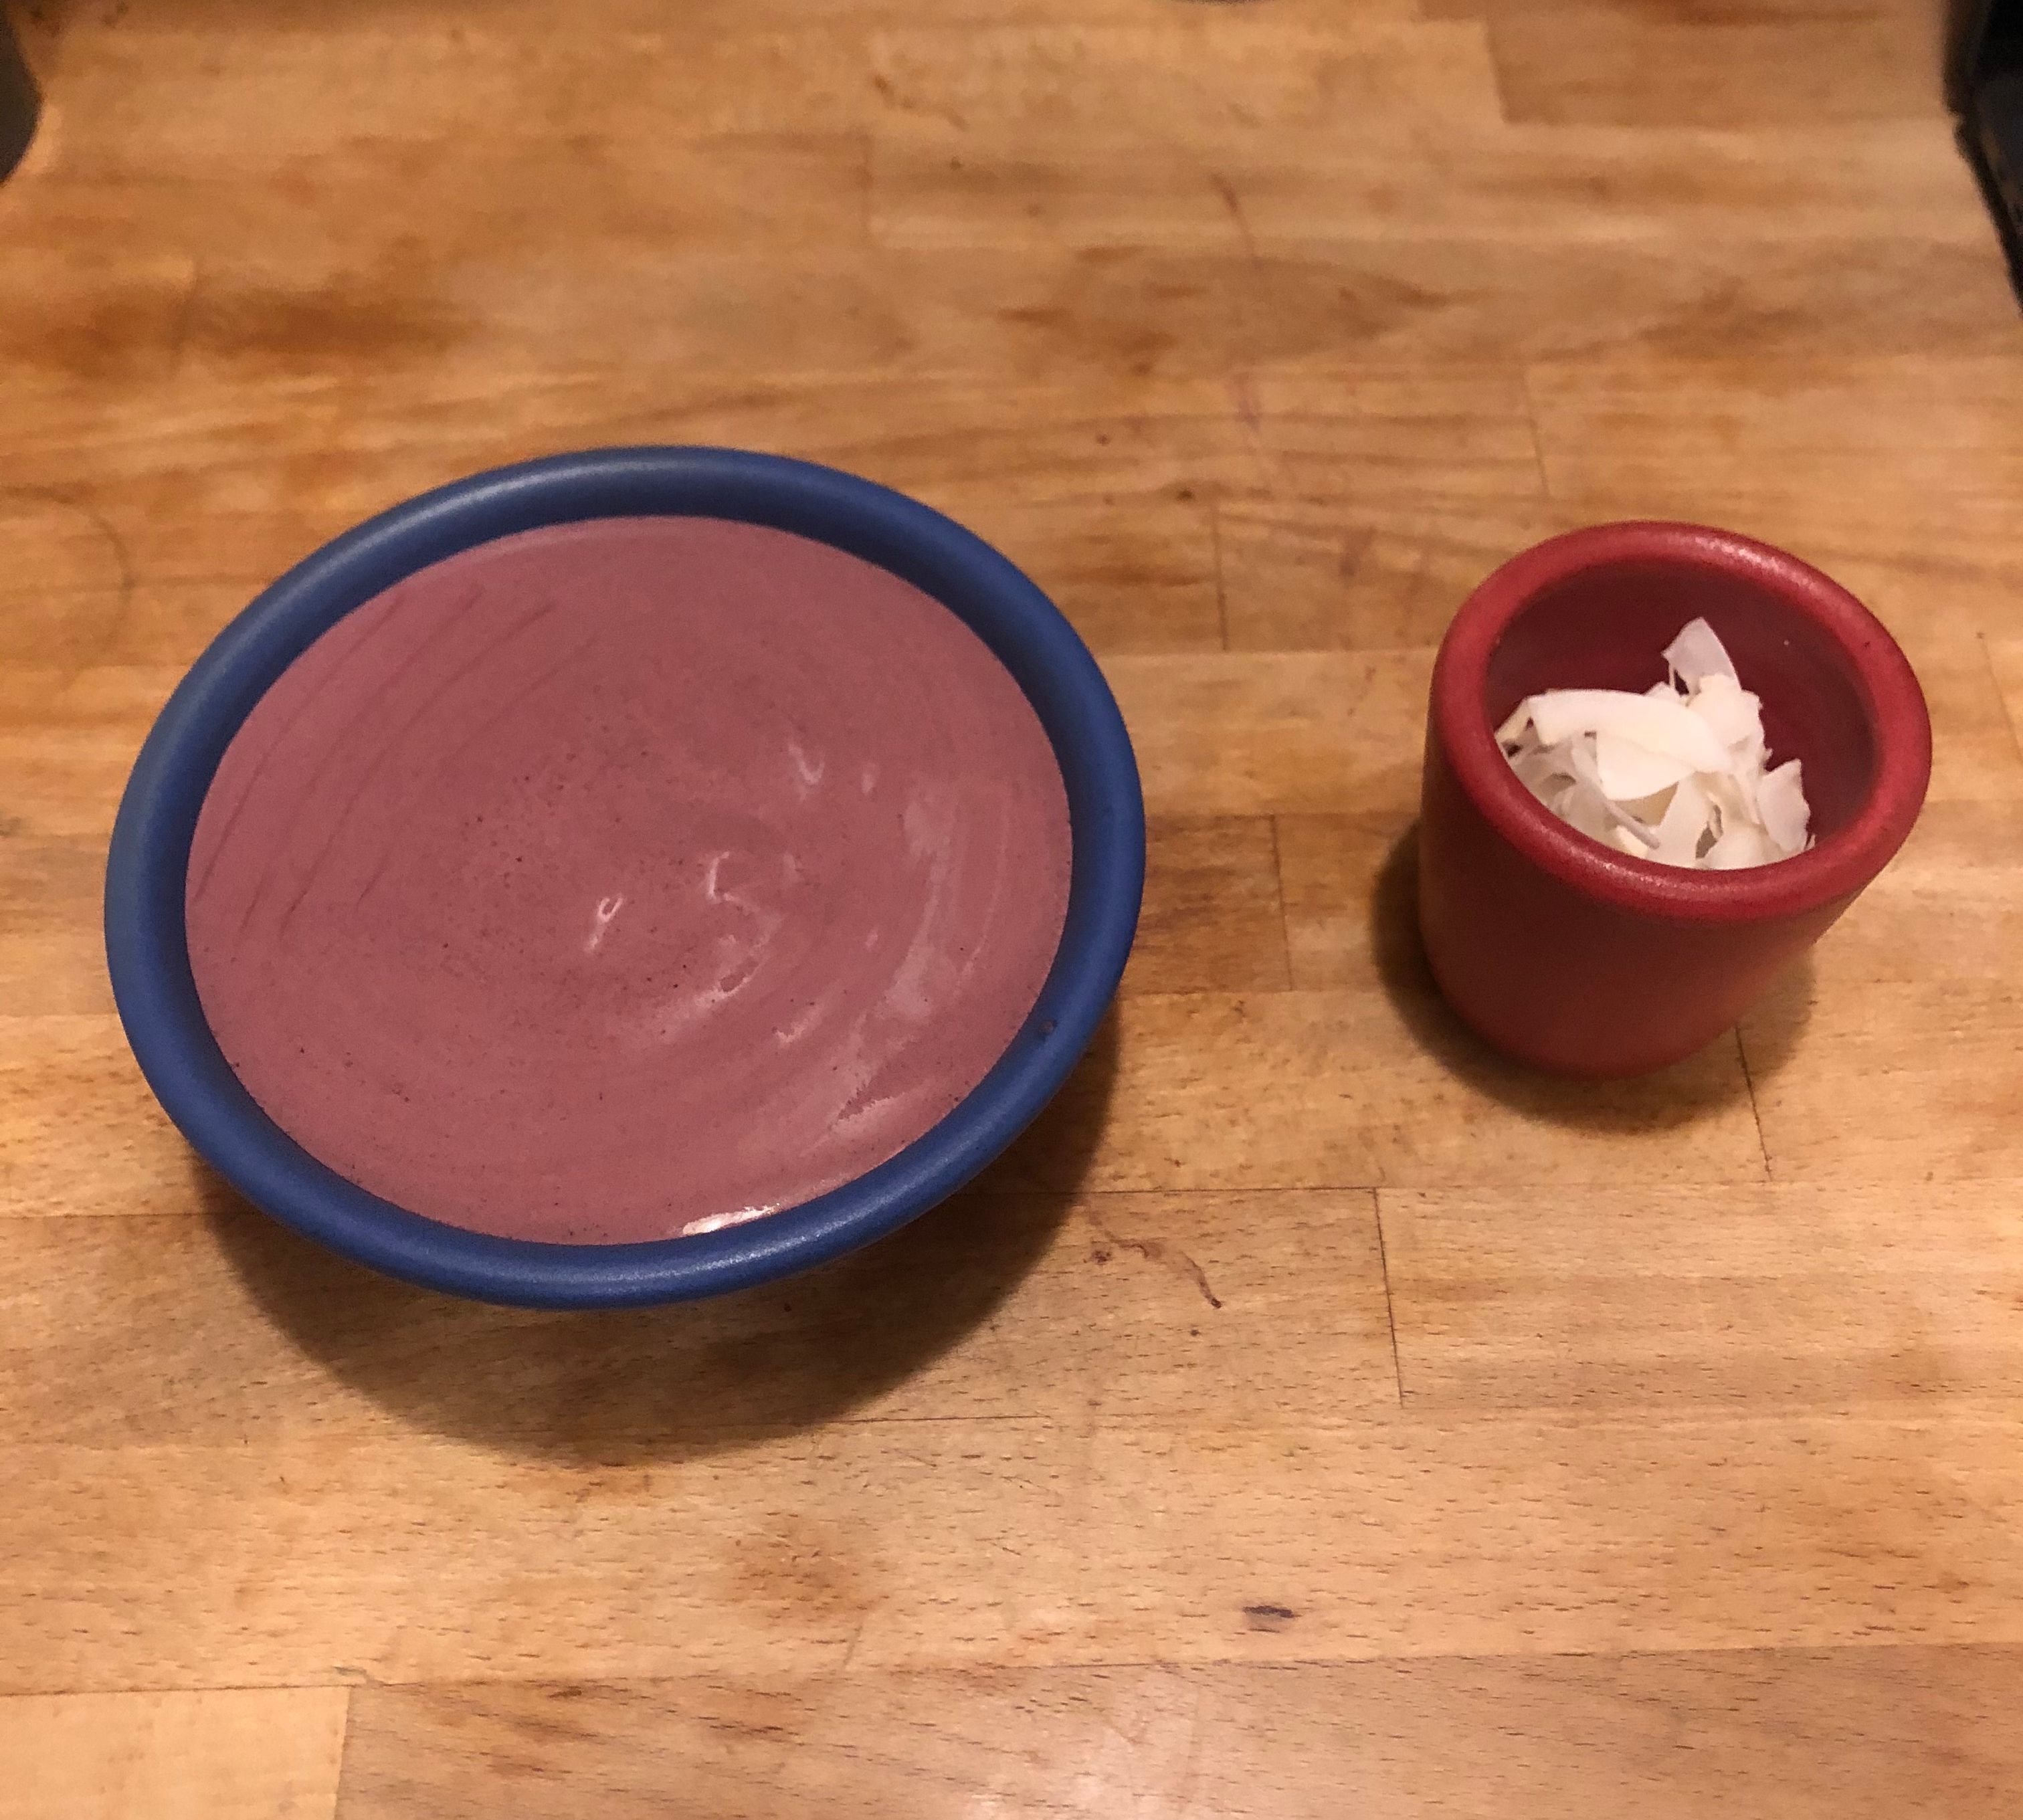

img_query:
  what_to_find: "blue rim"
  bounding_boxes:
[104,447,1145,1308]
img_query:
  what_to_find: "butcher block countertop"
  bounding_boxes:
[7,1,2023,1813]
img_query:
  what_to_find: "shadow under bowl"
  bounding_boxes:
[104,447,1145,1308]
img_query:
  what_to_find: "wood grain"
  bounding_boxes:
[5,0,2022,1808]
[0,1188,1397,1445]
[872,122,1980,250]
[1218,496,1577,650]
[979,989,1765,1194]
[1,1018,184,1217]
[1528,359,2023,562]
[1486,7,1941,128]
[13,1408,2023,1694]
[1991,635,2023,756]
[340,1649,2023,1819]
[1127,818,1292,994]
[0,1689,348,1820]
[1382,1179,2023,1412]
[1745,799,2023,1182]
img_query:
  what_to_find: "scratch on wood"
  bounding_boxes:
[1208,170,1260,265]
[1087,1216,1223,1309]
[1,486,137,658]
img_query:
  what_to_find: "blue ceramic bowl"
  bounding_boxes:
[105,447,1144,1308]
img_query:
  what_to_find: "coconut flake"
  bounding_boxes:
[1664,616,1738,691]
[1555,774,1620,845]
[1525,689,1732,775]
[1705,822,1775,870]
[1567,735,1657,843]
[1509,745,1569,798]
[1650,774,1711,868]
[1703,767,1771,847]
[1495,700,1535,746]
[1497,618,1812,870]
[1757,758,1810,854]
[1594,729,1696,801]
[1687,672,1763,752]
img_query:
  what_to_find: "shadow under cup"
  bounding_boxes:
[1,17,37,183]
[1418,522,1932,1078]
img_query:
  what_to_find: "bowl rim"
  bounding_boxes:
[104,446,1145,1308]
[1430,520,1932,923]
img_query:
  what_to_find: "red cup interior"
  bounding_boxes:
[1484,554,1876,840]
[1438,522,1931,922]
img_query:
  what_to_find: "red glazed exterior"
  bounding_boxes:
[1418,522,1931,1077]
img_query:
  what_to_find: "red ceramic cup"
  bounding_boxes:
[1418,522,1931,1077]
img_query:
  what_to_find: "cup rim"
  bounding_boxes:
[103,446,1145,1308]
[1431,520,1932,923]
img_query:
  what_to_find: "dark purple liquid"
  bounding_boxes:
[186,518,1072,1243]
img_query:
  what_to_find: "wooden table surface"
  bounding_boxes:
[7,0,2023,1812]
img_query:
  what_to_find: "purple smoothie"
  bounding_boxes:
[185,518,1072,1243]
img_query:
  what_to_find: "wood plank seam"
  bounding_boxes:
[1371,1186,1406,1408]
[1733,1026,1773,1181]
[1987,627,2023,767]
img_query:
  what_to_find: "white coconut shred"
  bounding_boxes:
[1496,618,1813,869]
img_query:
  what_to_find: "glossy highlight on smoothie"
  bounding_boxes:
[185,517,1072,1243]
